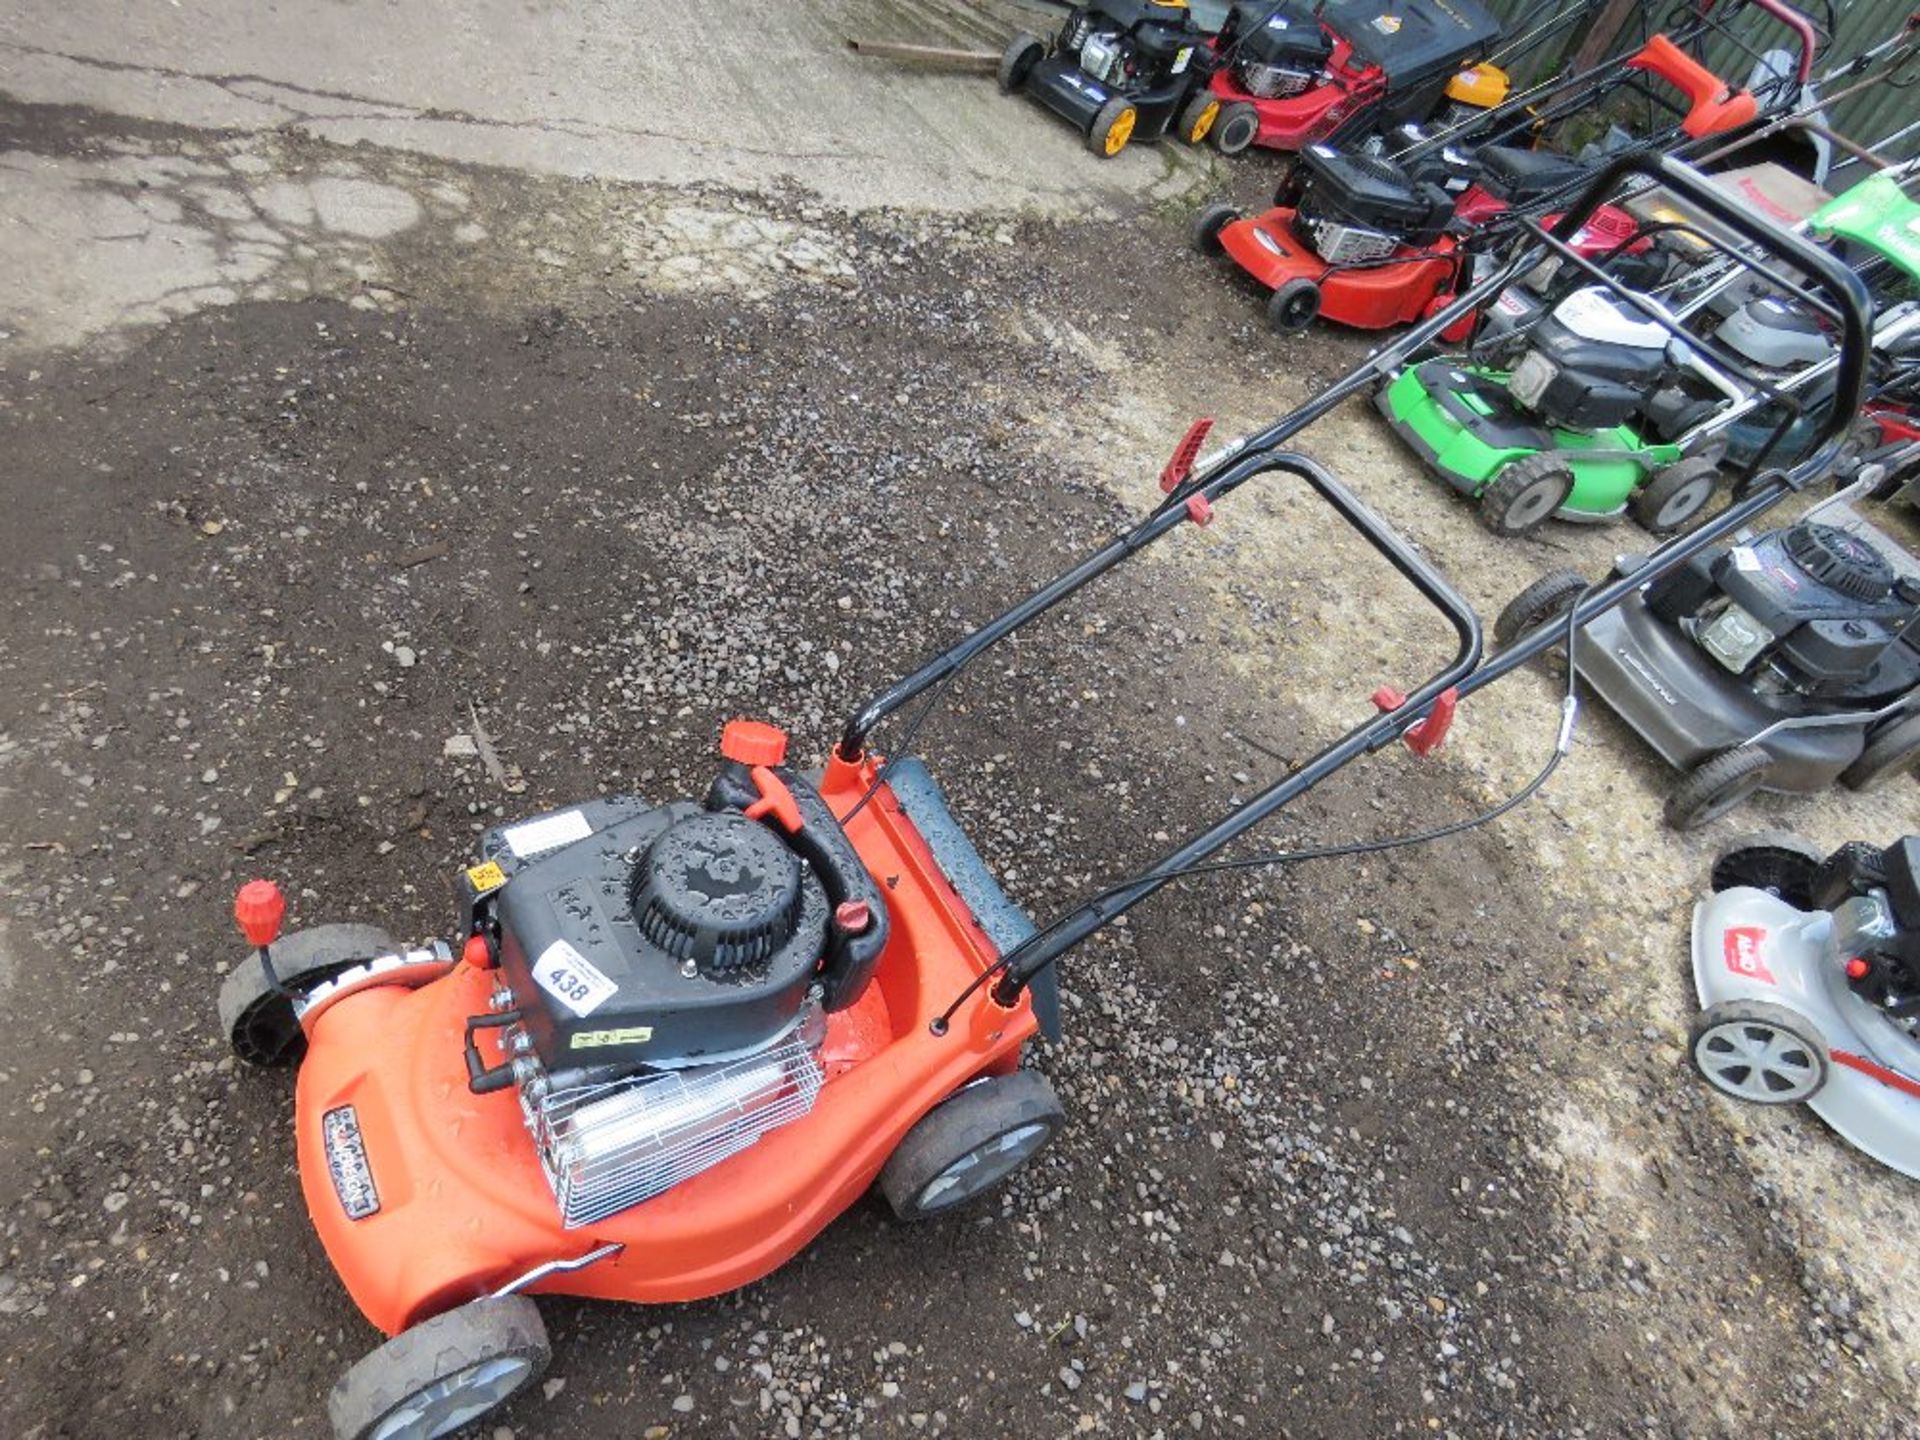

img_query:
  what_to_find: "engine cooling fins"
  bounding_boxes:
[1783,523,1896,603]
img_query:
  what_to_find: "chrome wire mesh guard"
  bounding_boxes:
[525,1039,825,1228]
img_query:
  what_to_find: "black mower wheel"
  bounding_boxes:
[1266,278,1321,334]
[880,1070,1064,1222]
[998,32,1044,95]
[1087,98,1138,158]
[1190,202,1240,255]
[1478,455,1575,538]
[1212,100,1260,155]
[218,922,397,1067]
[1631,456,1721,535]
[1689,1000,1828,1106]
[1664,747,1775,830]
[1177,93,1222,146]
[1493,569,1586,647]
[1710,831,1825,909]
[329,1295,549,1440]
[1840,709,1920,791]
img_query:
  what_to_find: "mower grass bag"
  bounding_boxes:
[1690,834,1920,1178]
[1206,0,1506,155]
[1000,0,1222,157]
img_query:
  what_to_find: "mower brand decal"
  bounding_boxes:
[1254,229,1283,254]
[321,1106,381,1220]
[1730,546,1761,572]
[1060,72,1107,100]
[501,808,594,858]
[465,860,508,893]
[570,1024,655,1050]
[1171,46,1192,74]
[1371,14,1403,33]
[1722,926,1776,986]
[534,939,619,1017]
[1614,648,1678,706]
[1267,13,1291,26]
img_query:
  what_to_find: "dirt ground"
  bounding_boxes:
[2,13,1919,1440]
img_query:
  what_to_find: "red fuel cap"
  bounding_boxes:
[835,899,872,934]
[234,879,286,948]
[720,719,789,768]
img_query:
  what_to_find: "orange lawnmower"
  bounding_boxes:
[220,155,1871,1440]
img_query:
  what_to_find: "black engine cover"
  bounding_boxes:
[1294,145,1454,246]
[1227,0,1331,69]
[482,798,829,1070]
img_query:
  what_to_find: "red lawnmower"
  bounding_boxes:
[1191,1,1823,334]
[217,156,1871,1440]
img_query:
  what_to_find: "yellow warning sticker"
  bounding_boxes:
[465,861,508,893]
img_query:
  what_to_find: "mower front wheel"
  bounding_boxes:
[218,923,398,1067]
[1710,832,1825,909]
[1665,747,1775,830]
[1493,570,1586,648]
[1177,94,1222,146]
[1840,710,1920,791]
[1266,278,1321,335]
[1631,456,1721,535]
[329,1295,549,1440]
[880,1070,1063,1222]
[1190,202,1240,255]
[1478,455,1574,538]
[1087,98,1138,158]
[998,32,1044,95]
[1212,101,1260,155]
[1689,1000,1828,1106]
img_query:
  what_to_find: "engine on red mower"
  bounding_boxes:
[1058,0,1211,96]
[1287,144,1454,264]
[1216,0,1332,99]
[1646,521,1920,702]
[462,721,889,1226]
[1813,837,1920,1028]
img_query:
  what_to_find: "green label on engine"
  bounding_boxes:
[570,1025,655,1049]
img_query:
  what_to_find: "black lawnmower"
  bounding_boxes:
[1000,1,1224,157]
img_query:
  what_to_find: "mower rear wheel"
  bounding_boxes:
[1212,101,1260,155]
[1177,94,1222,146]
[1710,832,1825,909]
[1088,98,1138,157]
[1689,1000,1828,1106]
[1665,747,1775,830]
[998,32,1044,95]
[880,1070,1063,1222]
[1190,202,1240,255]
[1478,455,1574,538]
[1840,710,1920,791]
[219,923,398,1067]
[1493,570,1586,648]
[329,1295,549,1440]
[1266,278,1321,334]
[1631,456,1721,535]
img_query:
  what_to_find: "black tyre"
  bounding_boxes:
[1664,747,1775,830]
[1177,93,1222,146]
[1709,831,1825,909]
[1493,569,1586,647]
[1478,455,1575,537]
[1190,202,1240,255]
[219,922,398,1067]
[998,32,1044,95]
[329,1296,549,1440]
[1212,100,1260,155]
[1266,278,1321,334]
[1689,1000,1828,1105]
[1087,97,1138,157]
[1840,709,1920,791]
[1631,456,1721,535]
[880,1070,1064,1222]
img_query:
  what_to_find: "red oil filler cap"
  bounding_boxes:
[720,719,789,768]
[234,879,286,948]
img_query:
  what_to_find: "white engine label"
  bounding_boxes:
[1171,46,1192,74]
[500,808,594,858]
[535,939,618,1017]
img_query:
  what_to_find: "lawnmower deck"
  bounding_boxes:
[1217,206,1453,330]
[1377,360,1658,517]
[295,752,1043,1336]
[1693,888,1920,1179]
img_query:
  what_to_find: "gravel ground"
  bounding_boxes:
[2,90,1918,1440]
